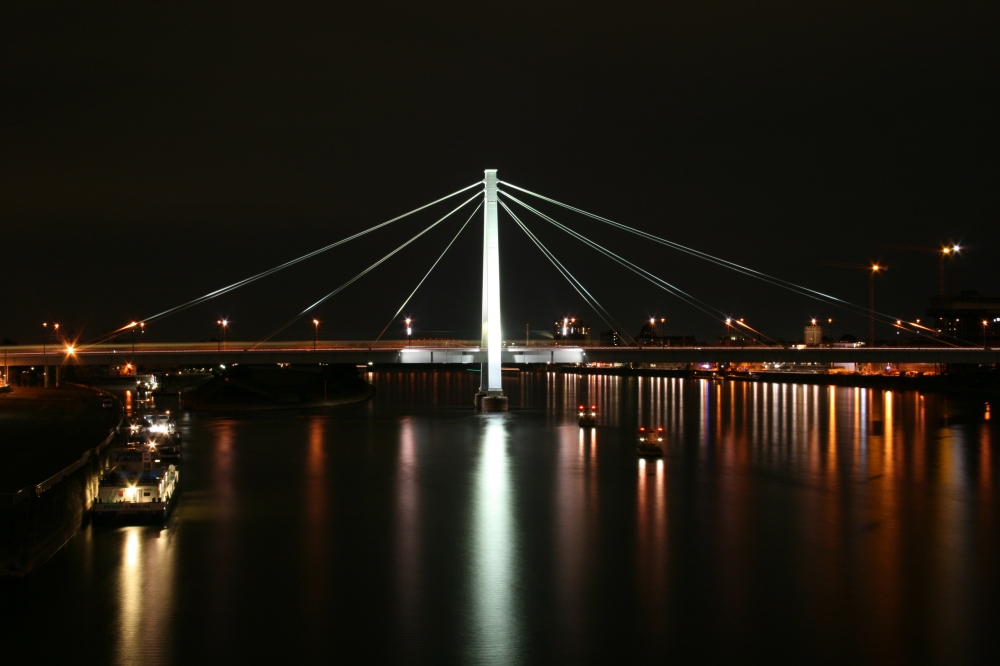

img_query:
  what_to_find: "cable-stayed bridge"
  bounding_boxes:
[18,170,997,409]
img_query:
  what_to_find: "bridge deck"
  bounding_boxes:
[3,342,998,366]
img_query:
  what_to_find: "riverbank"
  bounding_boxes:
[0,386,123,577]
[0,387,121,492]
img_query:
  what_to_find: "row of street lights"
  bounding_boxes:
[212,316,415,351]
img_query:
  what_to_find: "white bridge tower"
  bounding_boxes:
[475,169,508,411]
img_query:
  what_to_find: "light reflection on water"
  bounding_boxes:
[113,527,176,665]
[3,371,998,663]
[469,415,521,663]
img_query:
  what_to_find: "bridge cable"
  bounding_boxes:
[500,190,733,328]
[499,180,900,327]
[499,199,637,346]
[503,182,974,346]
[371,201,483,345]
[133,181,484,328]
[251,191,482,347]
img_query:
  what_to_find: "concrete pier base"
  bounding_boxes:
[474,391,508,412]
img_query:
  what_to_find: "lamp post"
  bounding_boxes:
[869,265,884,348]
[217,319,228,351]
[405,318,412,347]
[53,323,61,387]
[313,319,320,351]
[940,244,961,295]
[725,318,731,347]
[42,322,48,387]
[984,320,990,350]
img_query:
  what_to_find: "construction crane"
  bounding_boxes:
[878,242,962,295]
[822,262,886,347]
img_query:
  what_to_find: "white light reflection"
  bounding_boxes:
[470,415,521,662]
[396,417,422,639]
[636,456,667,620]
[114,527,175,664]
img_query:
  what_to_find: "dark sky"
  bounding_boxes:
[2,2,997,346]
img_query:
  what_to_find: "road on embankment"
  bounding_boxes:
[0,387,120,494]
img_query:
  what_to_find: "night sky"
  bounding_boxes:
[2,2,997,346]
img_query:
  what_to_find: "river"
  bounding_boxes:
[3,370,998,664]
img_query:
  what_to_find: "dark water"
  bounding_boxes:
[4,371,999,664]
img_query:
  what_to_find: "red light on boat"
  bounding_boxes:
[657,427,664,432]
[590,405,596,410]
[639,427,645,431]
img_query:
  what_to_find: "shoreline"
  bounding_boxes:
[0,386,124,578]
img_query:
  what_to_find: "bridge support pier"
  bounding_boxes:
[475,168,507,411]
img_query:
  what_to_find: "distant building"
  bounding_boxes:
[600,329,623,346]
[804,324,823,346]
[926,291,1000,344]
[718,330,754,345]
[554,317,590,342]
[637,320,695,346]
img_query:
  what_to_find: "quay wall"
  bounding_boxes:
[0,392,122,578]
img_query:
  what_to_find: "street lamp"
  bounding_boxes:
[940,244,961,295]
[405,318,412,347]
[725,318,731,347]
[869,264,885,348]
[217,319,228,351]
[984,320,990,350]
[42,322,48,387]
[313,319,320,351]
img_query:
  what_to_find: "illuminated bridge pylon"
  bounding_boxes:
[475,169,508,411]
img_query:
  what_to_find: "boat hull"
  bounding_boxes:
[91,492,179,525]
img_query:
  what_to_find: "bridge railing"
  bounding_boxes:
[0,338,991,356]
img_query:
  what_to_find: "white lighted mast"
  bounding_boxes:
[480,170,504,399]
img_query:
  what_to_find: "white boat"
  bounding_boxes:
[92,443,179,524]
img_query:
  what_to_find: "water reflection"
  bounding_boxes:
[395,417,422,645]
[114,527,176,665]
[207,418,237,657]
[553,425,600,658]
[469,415,521,663]
[636,457,666,632]
[303,415,328,627]
[9,373,998,664]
